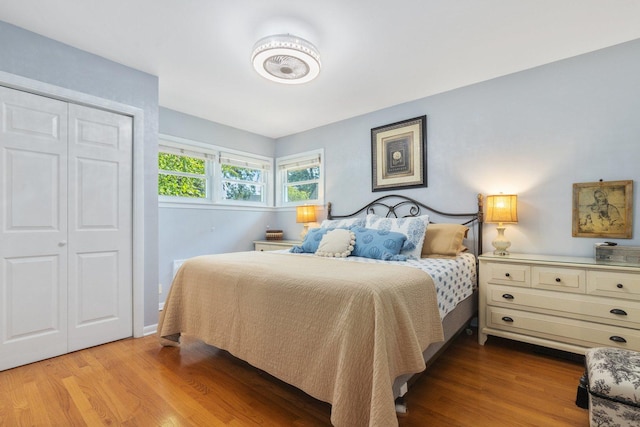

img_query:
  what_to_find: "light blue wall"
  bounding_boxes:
[158,108,278,303]
[161,107,275,157]
[0,20,160,327]
[276,38,640,257]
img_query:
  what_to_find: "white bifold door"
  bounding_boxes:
[0,85,132,371]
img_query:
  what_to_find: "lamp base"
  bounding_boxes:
[493,248,511,256]
[300,224,310,241]
[492,226,511,256]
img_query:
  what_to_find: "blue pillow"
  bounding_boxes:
[290,227,332,253]
[351,227,407,261]
[365,214,429,260]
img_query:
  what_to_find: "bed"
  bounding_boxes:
[158,194,484,427]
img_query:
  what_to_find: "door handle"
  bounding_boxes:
[58,241,67,247]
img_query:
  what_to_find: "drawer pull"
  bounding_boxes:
[505,273,510,278]
[502,293,515,300]
[617,283,624,289]
[610,308,628,316]
[501,316,514,323]
[609,336,627,343]
[555,277,561,283]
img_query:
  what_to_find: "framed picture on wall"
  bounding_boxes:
[371,115,427,192]
[572,180,633,238]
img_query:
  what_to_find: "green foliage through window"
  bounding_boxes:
[158,152,207,198]
[221,164,264,202]
[285,166,320,202]
[159,153,205,174]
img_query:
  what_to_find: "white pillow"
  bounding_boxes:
[315,229,356,258]
[320,217,365,229]
[365,214,429,260]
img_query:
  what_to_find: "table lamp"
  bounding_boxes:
[485,194,518,255]
[296,205,317,240]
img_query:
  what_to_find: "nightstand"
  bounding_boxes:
[478,252,640,354]
[253,240,300,252]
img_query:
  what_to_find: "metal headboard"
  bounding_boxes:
[327,194,484,256]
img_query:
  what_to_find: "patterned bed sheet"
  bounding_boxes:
[275,251,477,319]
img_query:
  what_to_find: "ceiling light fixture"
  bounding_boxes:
[251,34,321,84]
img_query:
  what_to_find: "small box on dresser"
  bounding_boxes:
[478,253,640,354]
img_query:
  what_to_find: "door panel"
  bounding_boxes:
[75,118,120,149]
[76,158,119,229]
[5,149,60,230]
[67,104,132,351]
[4,103,62,140]
[4,256,62,340]
[0,86,68,370]
[75,251,119,324]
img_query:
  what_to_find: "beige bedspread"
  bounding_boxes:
[157,251,444,427]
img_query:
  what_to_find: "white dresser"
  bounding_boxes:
[478,253,640,354]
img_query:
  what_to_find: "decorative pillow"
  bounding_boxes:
[351,227,407,261]
[290,227,332,253]
[365,214,429,260]
[421,223,469,258]
[320,217,365,229]
[315,229,356,258]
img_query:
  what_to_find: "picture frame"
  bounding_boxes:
[371,115,427,192]
[572,180,633,238]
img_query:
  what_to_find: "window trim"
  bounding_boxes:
[158,134,273,207]
[275,149,324,207]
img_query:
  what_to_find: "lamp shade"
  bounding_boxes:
[296,205,317,223]
[485,194,518,224]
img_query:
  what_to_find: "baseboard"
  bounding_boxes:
[143,324,158,336]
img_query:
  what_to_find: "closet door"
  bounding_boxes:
[0,86,133,371]
[67,104,132,351]
[0,86,69,370]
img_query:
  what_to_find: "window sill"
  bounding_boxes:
[159,200,276,211]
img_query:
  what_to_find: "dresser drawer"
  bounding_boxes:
[484,262,530,287]
[587,270,640,300]
[486,306,640,351]
[255,243,280,251]
[487,285,640,327]
[253,240,300,252]
[532,266,585,293]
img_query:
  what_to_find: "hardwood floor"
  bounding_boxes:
[0,329,589,426]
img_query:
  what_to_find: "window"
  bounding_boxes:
[219,152,270,204]
[158,143,213,202]
[276,149,324,207]
[159,153,207,199]
[158,136,272,207]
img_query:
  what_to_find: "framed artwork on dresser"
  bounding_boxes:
[572,180,633,238]
[371,115,427,192]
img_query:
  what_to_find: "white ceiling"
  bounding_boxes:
[1,1,640,139]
